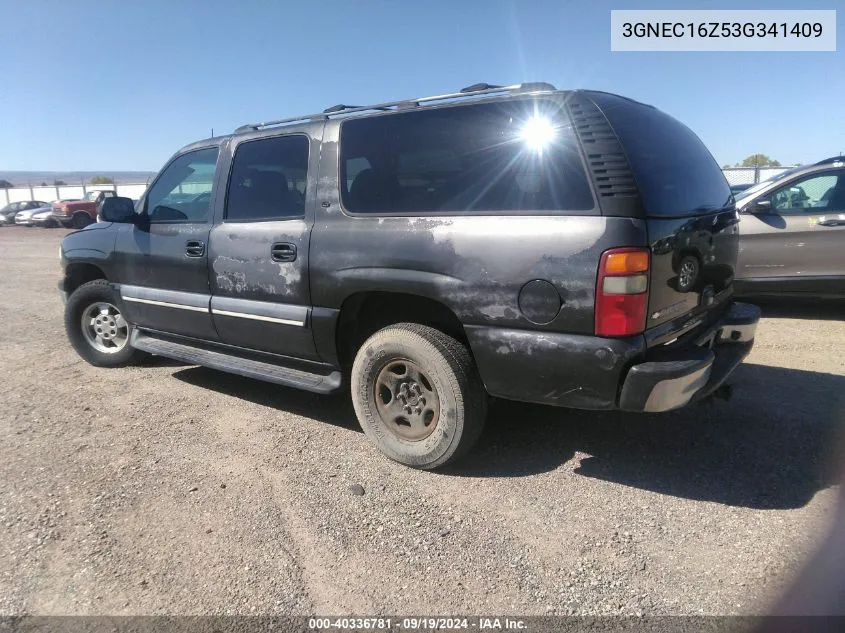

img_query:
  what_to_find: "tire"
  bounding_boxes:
[72,213,92,229]
[351,323,487,469]
[65,279,143,367]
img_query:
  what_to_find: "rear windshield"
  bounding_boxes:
[592,93,732,217]
[339,98,595,215]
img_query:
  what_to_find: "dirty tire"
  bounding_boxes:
[65,279,143,367]
[351,323,487,469]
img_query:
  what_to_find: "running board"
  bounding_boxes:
[131,331,343,394]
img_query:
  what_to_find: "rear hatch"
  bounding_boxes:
[593,93,739,347]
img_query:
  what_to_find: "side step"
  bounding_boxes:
[131,331,343,394]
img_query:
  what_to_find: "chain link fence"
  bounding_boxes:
[722,166,791,186]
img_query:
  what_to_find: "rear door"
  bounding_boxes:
[738,169,845,292]
[207,127,321,361]
[113,146,219,340]
[592,92,738,344]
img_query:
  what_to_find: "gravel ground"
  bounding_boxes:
[0,227,843,617]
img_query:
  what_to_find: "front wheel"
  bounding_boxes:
[72,213,92,229]
[351,323,487,469]
[65,279,143,367]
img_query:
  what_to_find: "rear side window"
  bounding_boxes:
[339,99,594,214]
[593,93,732,217]
[226,135,309,222]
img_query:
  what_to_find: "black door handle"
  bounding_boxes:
[271,242,297,262]
[185,240,205,257]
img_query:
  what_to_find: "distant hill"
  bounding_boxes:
[0,171,157,187]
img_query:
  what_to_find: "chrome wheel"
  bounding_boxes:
[81,302,129,354]
[373,359,440,441]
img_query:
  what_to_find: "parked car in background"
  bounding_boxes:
[30,199,83,228]
[14,202,53,226]
[1,200,51,225]
[734,156,845,298]
[55,190,116,228]
[32,207,61,228]
[60,82,759,469]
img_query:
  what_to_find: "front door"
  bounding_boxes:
[114,146,220,340]
[739,169,845,292]
[208,131,320,361]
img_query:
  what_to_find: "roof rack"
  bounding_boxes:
[234,82,557,133]
[814,156,844,166]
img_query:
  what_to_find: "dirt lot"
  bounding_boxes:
[1,226,843,617]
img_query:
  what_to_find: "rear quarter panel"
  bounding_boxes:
[311,133,648,335]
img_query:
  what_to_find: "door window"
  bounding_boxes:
[145,147,219,223]
[225,135,309,222]
[768,171,844,214]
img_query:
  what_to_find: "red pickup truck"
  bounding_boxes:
[56,190,117,228]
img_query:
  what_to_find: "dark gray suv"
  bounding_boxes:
[59,82,760,469]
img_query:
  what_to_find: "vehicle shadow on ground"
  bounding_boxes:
[448,362,844,510]
[172,366,360,432]
[171,362,842,510]
[750,298,845,321]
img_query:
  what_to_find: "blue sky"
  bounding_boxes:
[1,0,842,171]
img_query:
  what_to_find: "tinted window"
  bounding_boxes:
[340,99,594,214]
[593,93,732,217]
[225,135,308,221]
[768,171,844,213]
[145,147,219,223]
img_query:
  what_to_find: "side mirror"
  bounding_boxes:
[98,196,136,223]
[747,199,771,214]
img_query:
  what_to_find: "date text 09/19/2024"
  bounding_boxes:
[307,617,527,630]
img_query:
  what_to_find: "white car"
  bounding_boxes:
[31,207,63,228]
[14,203,53,226]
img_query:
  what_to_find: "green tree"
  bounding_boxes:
[738,154,781,168]
[40,182,48,187]
[0,179,13,189]
[53,180,67,186]
[89,176,114,185]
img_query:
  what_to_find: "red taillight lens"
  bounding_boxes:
[595,247,650,337]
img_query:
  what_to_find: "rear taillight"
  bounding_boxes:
[595,247,649,337]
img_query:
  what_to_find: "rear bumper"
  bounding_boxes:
[618,302,760,412]
[466,301,760,412]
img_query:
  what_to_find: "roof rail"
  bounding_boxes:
[234,82,557,133]
[814,156,845,166]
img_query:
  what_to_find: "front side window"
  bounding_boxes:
[339,99,594,214]
[767,171,844,213]
[225,135,309,222]
[145,147,219,223]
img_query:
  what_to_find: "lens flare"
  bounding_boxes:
[520,116,557,151]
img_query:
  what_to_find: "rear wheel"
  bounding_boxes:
[65,279,143,367]
[72,213,92,229]
[351,323,486,469]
